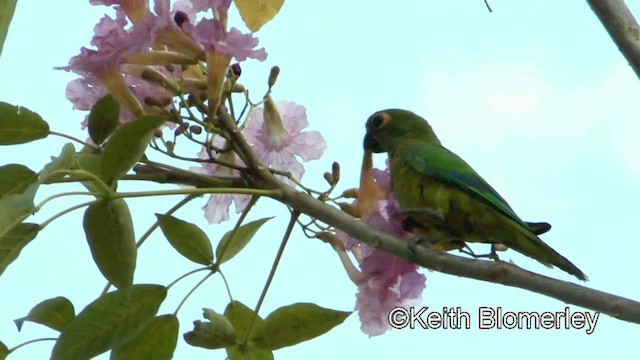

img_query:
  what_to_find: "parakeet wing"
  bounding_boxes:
[403,143,530,231]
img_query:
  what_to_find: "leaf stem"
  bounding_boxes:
[49,130,97,149]
[167,266,211,289]
[218,269,234,303]
[35,191,96,212]
[8,337,58,353]
[242,211,299,345]
[173,270,215,316]
[39,200,97,230]
[214,196,258,265]
[136,194,198,248]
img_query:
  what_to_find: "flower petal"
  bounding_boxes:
[203,193,232,224]
[288,130,327,161]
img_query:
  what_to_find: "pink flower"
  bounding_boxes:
[60,10,154,79]
[57,8,159,117]
[65,71,175,128]
[335,153,426,336]
[192,19,267,61]
[243,98,326,185]
[192,0,231,13]
[90,0,149,20]
[190,139,251,224]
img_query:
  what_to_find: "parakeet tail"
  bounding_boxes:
[524,221,551,235]
[508,228,587,281]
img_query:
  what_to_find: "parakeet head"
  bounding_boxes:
[363,109,441,153]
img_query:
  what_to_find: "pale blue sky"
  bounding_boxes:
[1,1,640,359]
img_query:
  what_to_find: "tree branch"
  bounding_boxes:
[587,0,640,79]
[207,107,640,325]
[278,184,640,324]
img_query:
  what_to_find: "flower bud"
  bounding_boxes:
[338,202,361,218]
[268,66,280,88]
[174,11,190,28]
[341,188,359,199]
[331,162,340,184]
[231,63,242,79]
[323,172,335,186]
[263,96,288,148]
[175,122,189,136]
[231,83,245,93]
[190,125,203,134]
[316,232,345,251]
[167,108,183,124]
[144,95,173,108]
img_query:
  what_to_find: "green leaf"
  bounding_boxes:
[110,314,178,360]
[0,340,8,360]
[39,143,75,184]
[0,164,37,195]
[101,115,166,185]
[14,296,75,332]
[51,284,167,360]
[0,164,38,242]
[83,199,136,290]
[224,301,261,341]
[0,0,17,59]
[234,0,284,32]
[227,345,273,360]
[0,222,38,276]
[254,303,351,350]
[224,301,273,360]
[73,150,107,195]
[88,95,120,146]
[216,217,272,265]
[156,214,213,265]
[0,182,38,247]
[184,308,237,349]
[0,102,49,145]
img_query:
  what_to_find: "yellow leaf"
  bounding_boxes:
[234,0,285,32]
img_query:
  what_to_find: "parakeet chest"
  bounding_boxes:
[389,152,498,239]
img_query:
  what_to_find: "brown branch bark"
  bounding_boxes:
[206,107,640,325]
[588,0,640,79]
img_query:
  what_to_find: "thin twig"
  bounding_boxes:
[484,0,493,12]
[242,211,299,345]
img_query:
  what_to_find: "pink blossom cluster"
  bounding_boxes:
[192,99,327,223]
[60,0,267,126]
[60,2,327,224]
[336,157,426,336]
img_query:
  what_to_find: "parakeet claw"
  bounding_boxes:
[460,244,503,261]
[407,235,436,260]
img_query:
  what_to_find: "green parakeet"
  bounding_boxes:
[363,109,586,280]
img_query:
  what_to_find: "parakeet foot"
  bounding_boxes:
[406,235,437,260]
[460,244,502,261]
[401,217,421,233]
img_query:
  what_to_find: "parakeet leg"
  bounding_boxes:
[461,244,506,261]
[458,245,480,258]
[406,233,436,260]
[406,232,466,260]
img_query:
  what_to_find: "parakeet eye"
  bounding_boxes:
[367,112,391,130]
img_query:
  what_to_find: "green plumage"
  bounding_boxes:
[363,109,586,280]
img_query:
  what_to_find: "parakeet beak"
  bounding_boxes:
[363,132,384,153]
